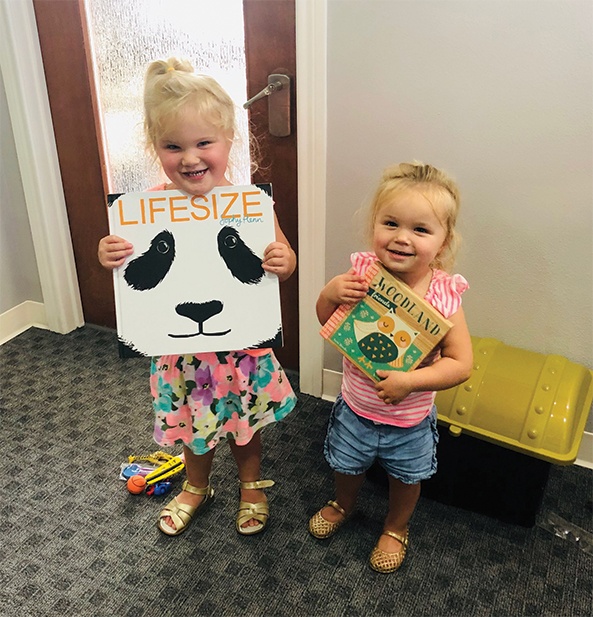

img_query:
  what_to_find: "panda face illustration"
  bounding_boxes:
[111,187,282,356]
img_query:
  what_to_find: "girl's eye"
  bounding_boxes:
[197,140,211,147]
[385,221,397,228]
[415,227,429,234]
[165,144,179,151]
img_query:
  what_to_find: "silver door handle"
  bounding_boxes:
[243,73,291,137]
[243,78,284,108]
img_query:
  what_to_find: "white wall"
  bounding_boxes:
[0,67,43,313]
[325,1,593,430]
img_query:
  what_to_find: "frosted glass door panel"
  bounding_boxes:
[85,0,250,193]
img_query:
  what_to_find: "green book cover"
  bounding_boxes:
[320,261,452,382]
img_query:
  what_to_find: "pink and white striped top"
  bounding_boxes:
[340,252,469,428]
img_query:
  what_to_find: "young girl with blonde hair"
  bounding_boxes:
[99,58,297,537]
[310,162,473,573]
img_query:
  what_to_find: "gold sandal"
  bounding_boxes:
[157,480,214,536]
[369,529,409,573]
[308,500,348,539]
[236,479,274,535]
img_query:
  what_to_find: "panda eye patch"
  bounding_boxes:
[217,226,264,284]
[124,230,176,291]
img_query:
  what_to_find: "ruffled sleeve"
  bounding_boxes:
[425,270,469,318]
[349,252,378,277]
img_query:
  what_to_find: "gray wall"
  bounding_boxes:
[0,67,43,314]
[325,1,592,427]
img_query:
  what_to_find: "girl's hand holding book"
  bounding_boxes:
[316,268,369,325]
[262,241,296,281]
[98,234,134,270]
[327,268,369,306]
[375,370,413,405]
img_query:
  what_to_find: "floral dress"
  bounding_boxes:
[151,350,297,455]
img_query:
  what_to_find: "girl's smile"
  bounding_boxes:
[184,169,207,179]
[387,248,414,259]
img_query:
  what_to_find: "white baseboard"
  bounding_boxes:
[321,369,593,469]
[0,301,48,345]
[575,431,593,470]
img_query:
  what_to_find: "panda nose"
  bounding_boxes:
[175,300,223,324]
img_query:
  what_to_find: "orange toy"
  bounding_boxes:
[127,474,147,495]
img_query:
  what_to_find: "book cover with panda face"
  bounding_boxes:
[107,185,282,356]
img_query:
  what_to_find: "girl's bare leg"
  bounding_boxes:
[377,475,421,553]
[229,432,266,529]
[319,471,365,522]
[161,444,216,530]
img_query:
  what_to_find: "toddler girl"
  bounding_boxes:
[99,58,297,536]
[310,162,473,572]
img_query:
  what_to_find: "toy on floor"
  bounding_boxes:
[146,481,173,496]
[144,456,184,485]
[127,475,147,494]
[121,450,184,496]
[121,463,156,479]
[128,450,177,466]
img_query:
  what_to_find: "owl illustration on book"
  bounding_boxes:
[353,308,419,368]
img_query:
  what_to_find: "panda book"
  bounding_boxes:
[107,184,283,357]
[320,262,452,382]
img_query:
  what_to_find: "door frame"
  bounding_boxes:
[1,0,326,397]
[0,0,84,334]
[294,0,326,397]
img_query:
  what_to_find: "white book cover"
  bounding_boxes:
[107,184,282,356]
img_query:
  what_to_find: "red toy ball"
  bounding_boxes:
[127,474,147,495]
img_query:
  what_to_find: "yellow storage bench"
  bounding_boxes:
[422,336,593,526]
[435,336,592,464]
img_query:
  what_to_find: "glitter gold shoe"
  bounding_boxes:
[236,479,275,535]
[308,500,348,539]
[157,480,214,536]
[369,529,409,573]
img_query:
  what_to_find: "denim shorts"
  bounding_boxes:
[323,394,439,484]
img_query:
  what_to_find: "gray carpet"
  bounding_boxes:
[0,326,591,617]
